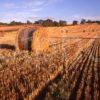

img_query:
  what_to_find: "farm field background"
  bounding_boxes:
[0,24,100,99]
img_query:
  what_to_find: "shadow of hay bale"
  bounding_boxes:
[0,44,15,50]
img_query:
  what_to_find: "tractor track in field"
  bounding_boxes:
[69,39,97,100]
[37,39,100,100]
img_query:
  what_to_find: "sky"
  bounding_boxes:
[0,0,100,23]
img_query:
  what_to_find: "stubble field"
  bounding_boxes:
[0,24,100,100]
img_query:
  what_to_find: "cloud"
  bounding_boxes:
[3,3,15,9]
[0,0,64,22]
[49,0,63,3]
[26,0,46,7]
[0,11,39,23]
[72,15,100,20]
[2,0,63,10]
[1,0,47,11]
[0,0,45,22]
[82,16,100,20]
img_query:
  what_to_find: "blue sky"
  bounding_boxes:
[0,0,100,23]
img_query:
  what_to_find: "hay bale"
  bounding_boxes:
[17,27,36,51]
[31,28,50,53]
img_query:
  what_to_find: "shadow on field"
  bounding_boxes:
[0,44,15,50]
[27,30,33,51]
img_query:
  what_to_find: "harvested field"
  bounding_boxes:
[0,37,100,99]
[43,39,100,100]
[0,49,63,99]
[32,24,100,52]
[0,24,100,100]
[0,24,99,52]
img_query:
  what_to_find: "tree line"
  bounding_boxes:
[0,19,100,26]
[34,19,67,26]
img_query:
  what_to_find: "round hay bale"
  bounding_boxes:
[31,28,50,53]
[17,27,36,51]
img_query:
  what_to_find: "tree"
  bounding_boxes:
[95,21,100,24]
[34,20,44,24]
[59,20,67,26]
[42,19,54,27]
[80,19,86,24]
[10,21,16,25]
[0,22,8,25]
[53,21,59,26]
[27,20,32,24]
[86,20,92,24]
[34,19,67,27]
[10,21,24,25]
[73,20,78,25]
